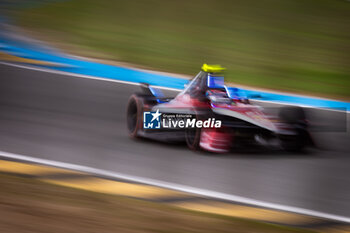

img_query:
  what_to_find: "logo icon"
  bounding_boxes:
[143,109,161,129]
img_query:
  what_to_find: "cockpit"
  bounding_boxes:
[181,69,248,104]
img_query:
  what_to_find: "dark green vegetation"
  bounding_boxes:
[0,174,315,233]
[13,0,350,99]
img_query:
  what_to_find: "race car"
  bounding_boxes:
[126,64,313,153]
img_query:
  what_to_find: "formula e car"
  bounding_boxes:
[126,64,313,153]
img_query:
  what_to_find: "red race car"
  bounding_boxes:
[126,64,313,153]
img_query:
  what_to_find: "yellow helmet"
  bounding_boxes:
[201,63,226,73]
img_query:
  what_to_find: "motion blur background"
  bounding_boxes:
[3,0,350,99]
[0,1,350,233]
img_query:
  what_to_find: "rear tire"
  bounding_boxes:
[279,107,308,152]
[279,106,305,124]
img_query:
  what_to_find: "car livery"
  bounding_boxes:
[126,64,313,153]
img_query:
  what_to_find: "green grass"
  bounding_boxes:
[13,0,350,99]
[0,173,316,233]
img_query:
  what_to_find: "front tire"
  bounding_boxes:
[126,94,144,138]
[185,114,202,150]
[185,127,201,150]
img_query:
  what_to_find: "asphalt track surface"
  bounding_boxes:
[0,63,349,218]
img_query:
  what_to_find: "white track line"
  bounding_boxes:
[252,99,350,114]
[0,150,349,223]
[1,61,348,113]
[0,61,181,92]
